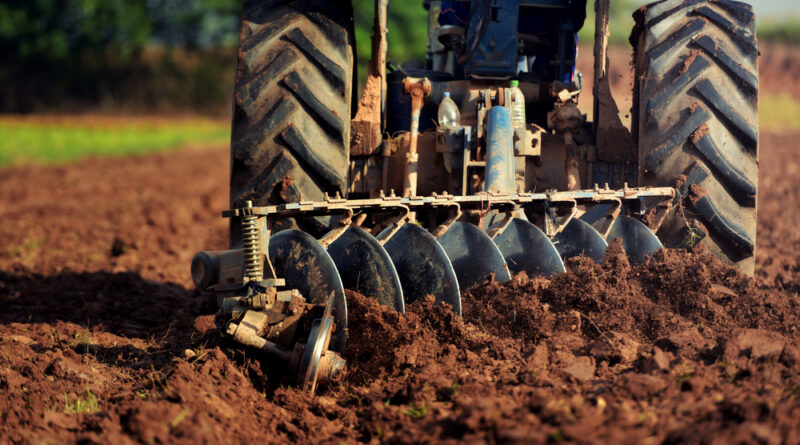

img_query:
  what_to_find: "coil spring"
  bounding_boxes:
[241,201,262,282]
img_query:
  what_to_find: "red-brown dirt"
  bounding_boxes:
[0,133,797,443]
[1,43,800,444]
[758,44,800,101]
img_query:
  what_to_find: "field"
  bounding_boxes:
[0,116,229,167]
[0,44,799,443]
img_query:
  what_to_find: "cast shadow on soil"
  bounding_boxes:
[0,270,217,341]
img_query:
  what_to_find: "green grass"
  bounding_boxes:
[0,116,229,167]
[64,389,99,414]
[404,402,429,419]
[758,17,800,45]
[760,94,800,132]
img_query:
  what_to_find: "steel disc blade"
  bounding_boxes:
[492,219,566,276]
[437,222,511,289]
[606,215,662,264]
[269,230,348,351]
[553,218,608,263]
[381,224,461,315]
[327,227,405,313]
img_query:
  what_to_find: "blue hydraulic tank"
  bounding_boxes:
[484,106,515,194]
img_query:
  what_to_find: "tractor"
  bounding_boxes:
[191,0,759,391]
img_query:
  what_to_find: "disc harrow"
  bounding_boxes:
[192,185,675,392]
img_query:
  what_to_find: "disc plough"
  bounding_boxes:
[192,185,675,391]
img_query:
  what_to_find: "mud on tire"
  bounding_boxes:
[229,0,354,245]
[632,0,758,274]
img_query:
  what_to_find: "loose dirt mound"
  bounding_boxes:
[4,246,798,443]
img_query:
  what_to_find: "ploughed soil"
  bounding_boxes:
[1,44,800,443]
[0,134,797,444]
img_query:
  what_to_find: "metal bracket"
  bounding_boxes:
[430,198,464,238]
[486,210,516,239]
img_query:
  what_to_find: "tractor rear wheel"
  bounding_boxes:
[632,0,759,274]
[229,0,354,245]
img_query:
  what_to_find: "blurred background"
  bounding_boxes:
[0,0,798,166]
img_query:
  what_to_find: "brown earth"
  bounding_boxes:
[0,134,797,443]
[758,44,800,101]
[1,45,800,443]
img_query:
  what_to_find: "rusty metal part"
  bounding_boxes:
[263,289,308,347]
[485,210,515,239]
[565,155,581,191]
[317,205,354,249]
[348,0,390,198]
[594,74,636,163]
[217,282,344,394]
[540,195,580,238]
[381,139,393,193]
[296,292,346,392]
[547,94,585,192]
[222,187,675,222]
[525,132,583,194]
[588,191,623,238]
[192,248,285,293]
[402,77,432,198]
[593,0,610,125]
[592,0,635,163]
[644,199,672,233]
[547,97,584,147]
[350,0,389,157]
[225,310,292,362]
[514,124,542,157]
[429,196,463,238]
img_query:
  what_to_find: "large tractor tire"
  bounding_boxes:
[632,0,758,275]
[229,0,354,245]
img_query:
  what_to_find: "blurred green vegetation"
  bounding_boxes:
[1,1,799,168]
[758,17,800,46]
[1,0,799,114]
[0,0,241,113]
[354,0,428,69]
[578,0,639,46]
[0,117,229,166]
[351,0,638,89]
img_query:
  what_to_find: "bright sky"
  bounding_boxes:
[751,0,800,18]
